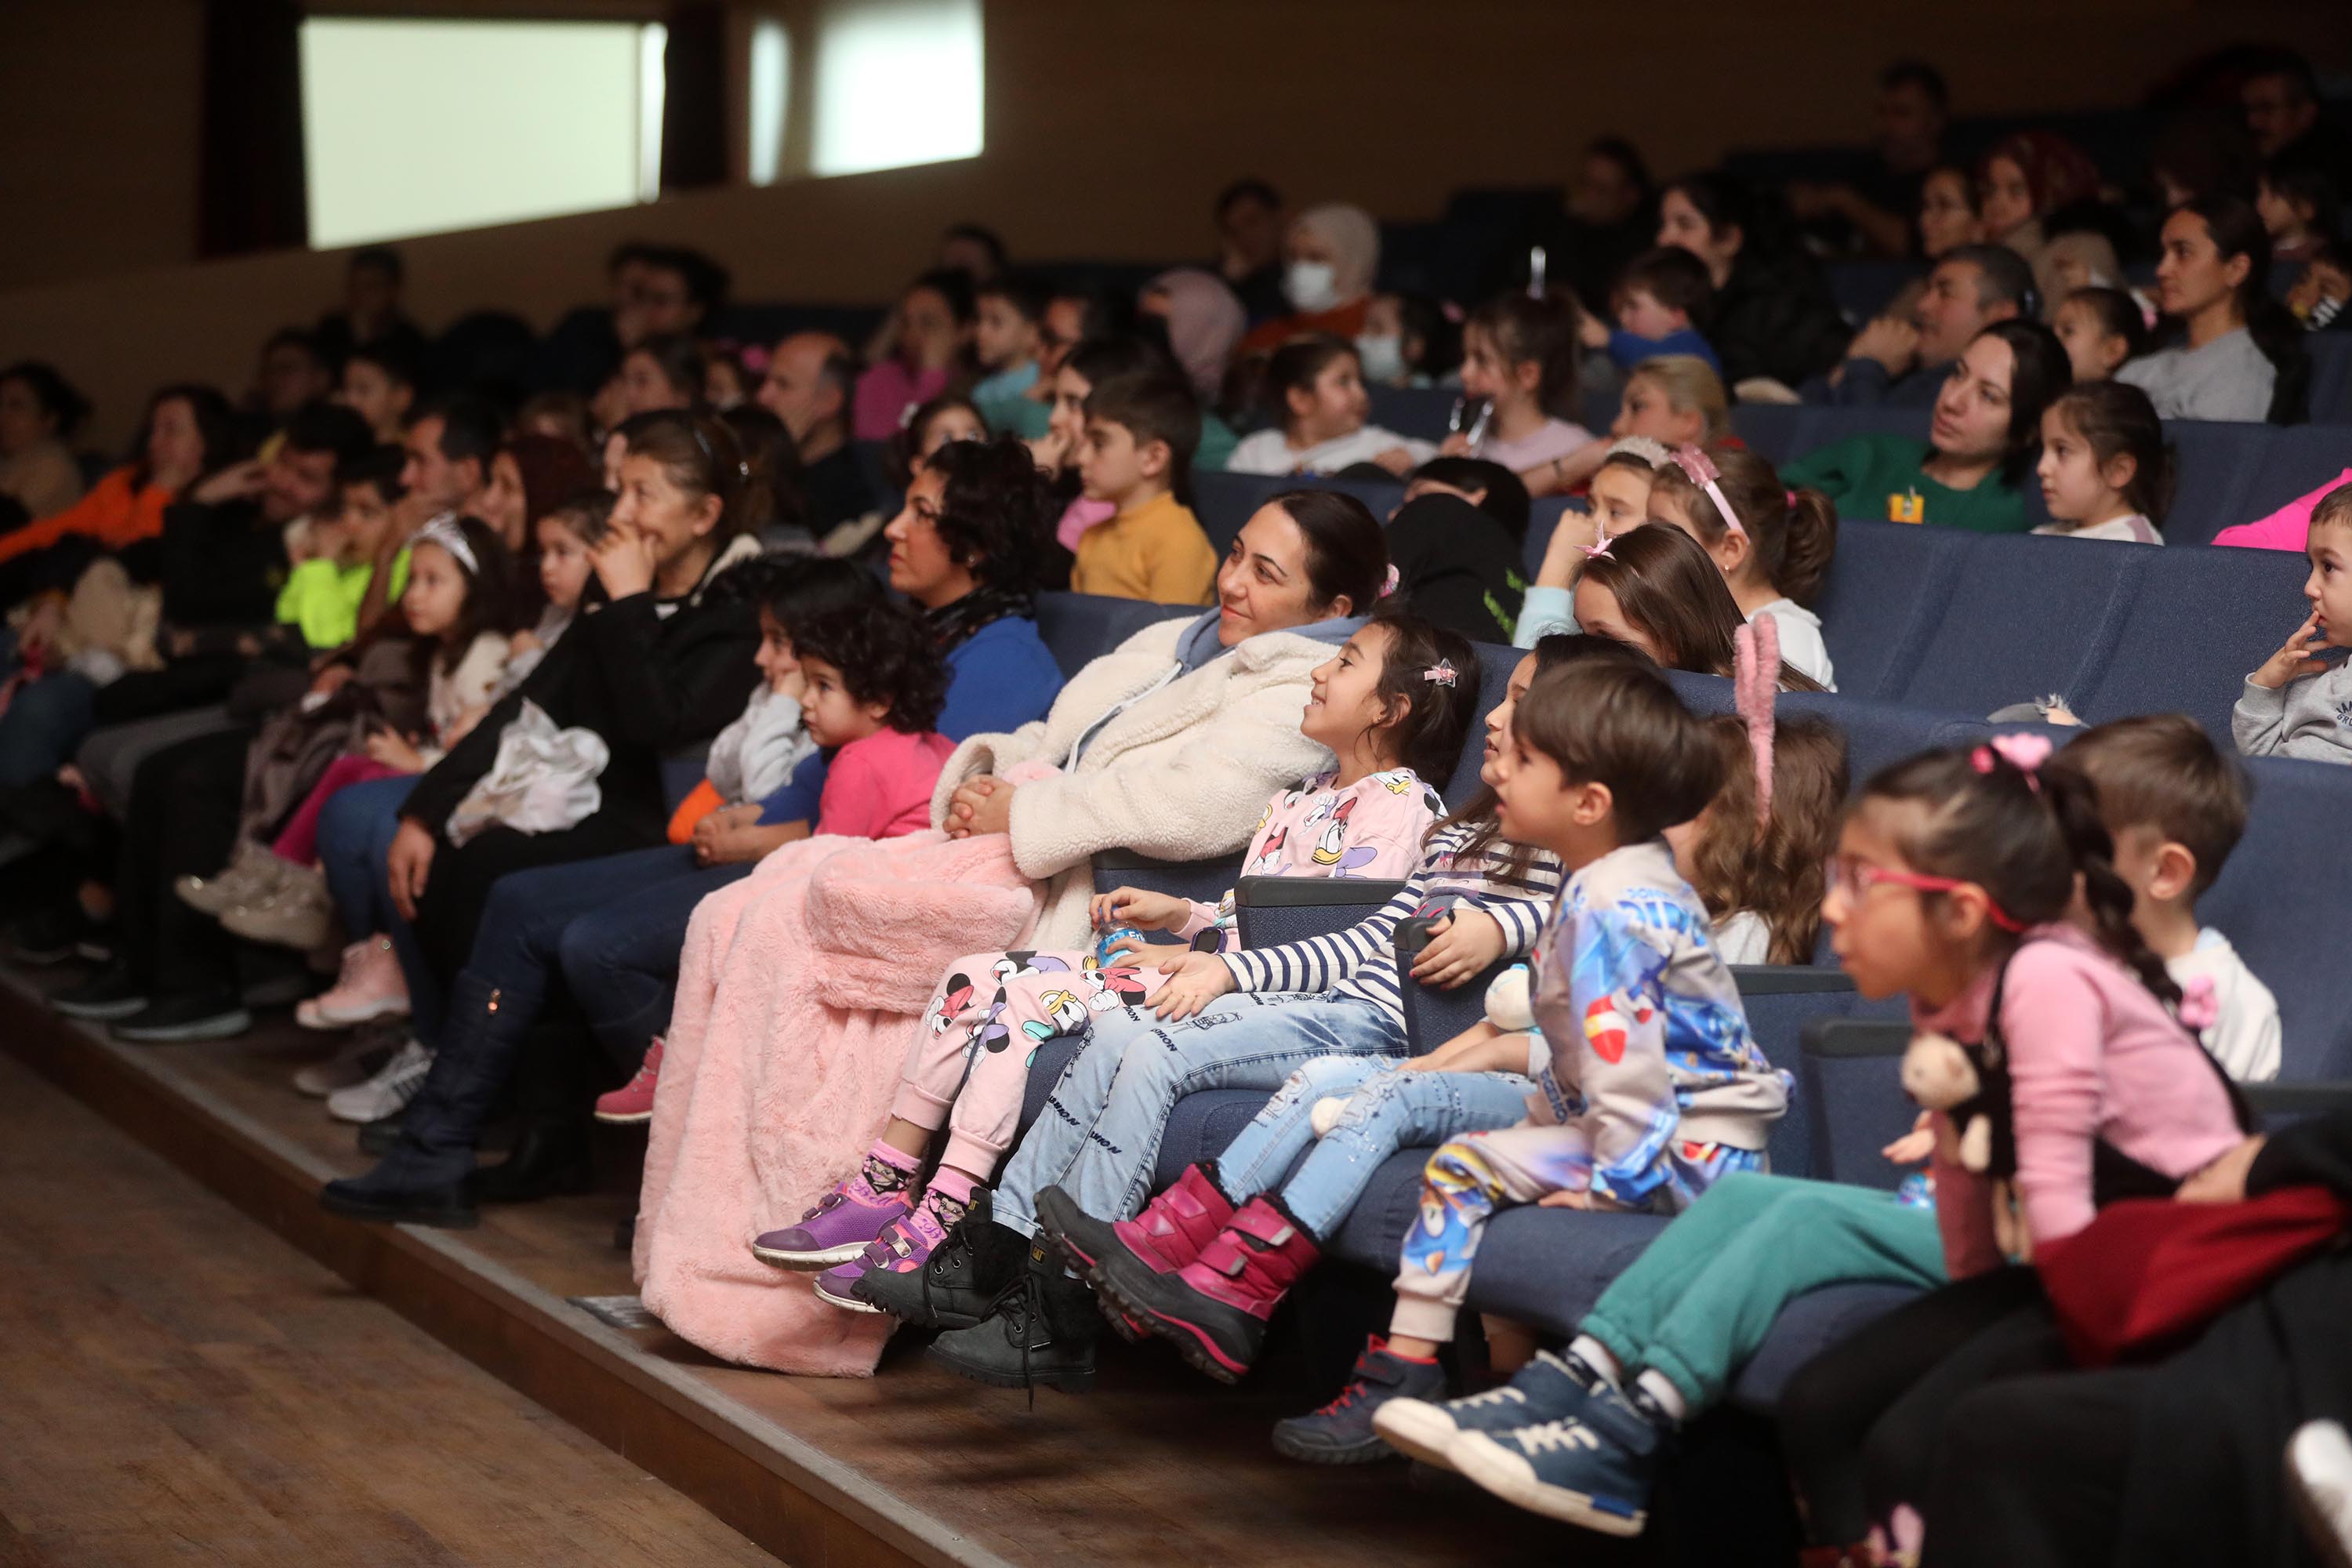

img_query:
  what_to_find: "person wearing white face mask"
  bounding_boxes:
[1353,293,1457,389]
[1239,203,1382,358]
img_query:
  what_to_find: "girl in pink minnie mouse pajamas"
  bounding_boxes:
[746,612,1483,1309]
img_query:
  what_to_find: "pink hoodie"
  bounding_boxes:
[2211,466,2352,552]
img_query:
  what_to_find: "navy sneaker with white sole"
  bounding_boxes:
[1446,1375,1664,1537]
[1374,1348,1604,1470]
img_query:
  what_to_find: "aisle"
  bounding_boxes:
[0,1048,779,1568]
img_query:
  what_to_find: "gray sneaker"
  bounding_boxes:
[220,864,334,953]
[292,1025,399,1098]
[326,1038,434,1124]
[175,840,285,916]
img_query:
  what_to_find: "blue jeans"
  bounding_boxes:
[995,991,1407,1237]
[0,671,96,789]
[555,851,750,1066]
[1214,1058,1534,1239]
[315,775,438,1037]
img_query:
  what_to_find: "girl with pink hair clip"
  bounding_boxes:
[1646,442,1842,689]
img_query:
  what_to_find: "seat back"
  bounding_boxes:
[1442,643,1524,807]
[1807,521,1962,700]
[1395,920,1513,1054]
[1523,497,1582,579]
[1367,385,1459,442]
[2305,336,2352,426]
[2071,546,2308,739]
[1889,531,2147,715]
[1032,592,1198,678]
[1798,1014,1918,1190]
[1232,877,1406,953]
[1190,471,1403,557]
[2204,757,2352,1081]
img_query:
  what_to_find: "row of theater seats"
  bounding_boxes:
[1018,592,2352,1439]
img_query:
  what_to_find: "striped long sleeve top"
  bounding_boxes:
[1219,822,1563,1027]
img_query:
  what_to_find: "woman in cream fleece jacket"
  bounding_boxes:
[933,495,1397,949]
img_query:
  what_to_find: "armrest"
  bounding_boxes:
[1234,875,1406,955]
[1091,851,1245,906]
[2243,1080,2352,1124]
[1394,916,1514,1057]
[1799,1018,1911,1057]
[1733,964,1857,996]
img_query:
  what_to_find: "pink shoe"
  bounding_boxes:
[300,935,408,1030]
[593,1037,664,1125]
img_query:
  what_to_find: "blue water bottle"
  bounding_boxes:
[1096,924,1143,967]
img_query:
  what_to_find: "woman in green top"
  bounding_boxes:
[1783,320,2072,533]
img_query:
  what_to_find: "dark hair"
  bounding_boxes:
[336,442,408,503]
[1965,319,2074,485]
[1512,659,1722,843]
[2060,285,2151,362]
[544,488,615,549]
[1083,369,1201,482]
[608,239,661,276]
[2046,382,2175,525]
[757,554,884,637]
[1942,242,2038,318]
[1577,523,1821,688]
[1436,631,1653,866]
[1352,608,1479,786]
[1616,247,1716,334]
[941,222,1007,274]
[627,333,707,405]
[2263,163,2346,249]
[261,325,327,368]
[1259,334,1359,432]
[1065,336,1171,394]
[1410,456,1530,539]
[889,394,986,489]
[1663,172,1759,256]
[976,270,1051,323]
[1393,292,1462,379]
[1259,488,1388,617]
[1585,136,1655,201]
[2243,46,2320,105]
[922,435,1048,597]
[1860,744,2180,1008]
[622,408,756,541]
[907,267,978,325]
[0,361,92,440]
[1648,445,1839,605]
[414,514,520,670]
[132,383,241,488]
[412,392,504,474]
[789,598,949,732]
[1682,714,1849,964]
[350,245,405,284]
[1216,178,1283,216]
[644,246,730,315]
[1881,59,1950,109]
[1467,292,1583,419]
[2174,194,2274,331]
[345,338,423,394]
[2312,481,2352,536]
[2062,713,2249,899]
[516,390,590,448]
[280,401,375,466]
[720,404,808,541]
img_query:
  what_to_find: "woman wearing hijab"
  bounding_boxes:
[1138,269,1248,470]
[1238,203,1382,357]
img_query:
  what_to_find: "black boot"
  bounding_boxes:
[855,1196,1026,1329]
[470,1119,595,1203]
[925,1240,1102,1392]
[319,971,525,1228]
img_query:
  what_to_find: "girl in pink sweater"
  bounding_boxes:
[784,598,956,841]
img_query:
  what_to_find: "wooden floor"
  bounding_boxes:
[1,968,1632,1568]
[0,1045,780,1568]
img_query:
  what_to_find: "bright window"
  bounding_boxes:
[808,0,984,178]
[299,18,666,249]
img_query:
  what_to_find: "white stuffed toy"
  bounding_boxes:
[1308,966,1537,1136]
[1900,1031,1993,1172]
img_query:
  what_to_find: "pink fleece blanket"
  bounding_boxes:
[634,830,1040,1374]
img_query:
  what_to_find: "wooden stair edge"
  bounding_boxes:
[0,976,1017,1568]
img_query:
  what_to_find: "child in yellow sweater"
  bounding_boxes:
[1070,368,1218,604]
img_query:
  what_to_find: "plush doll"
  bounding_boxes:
[1308,966,1537,1136]
[1901,1028,2028,1256]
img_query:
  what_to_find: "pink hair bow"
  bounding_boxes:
[1733,616,1778,832]
[1972,731,2056,790]
[1380,564,1401,598]
[1422,659,1458,688]
[1578,532,1615,562]
[2176,975,2220,1034]
[1670,445,1748,541]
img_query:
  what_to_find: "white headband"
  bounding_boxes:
[413,512,480,576]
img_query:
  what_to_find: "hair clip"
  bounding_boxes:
[1380,564,1401,598]
[1578,533,1616,562]
[1422,659,1458,688]
[1606,434,1671,468]
[1972,732,2054,791]
[1670,444,1748,540]
[412,512,480,577]
[739,459,752,479]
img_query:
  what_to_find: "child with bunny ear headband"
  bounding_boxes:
[1646,443,1842,689]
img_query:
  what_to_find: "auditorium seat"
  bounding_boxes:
[2069,546,2307,738]
[2307,335,2352,427]
[1033,591,1198,678]
[1367,385,1457,442]
[1521,497,1583,578]
[1190,471,1403,556]
[1889,531,2148,715]
[1806,521,1963,701]
[2202,757,2352,1080]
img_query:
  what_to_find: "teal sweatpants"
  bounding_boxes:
[1580,1172,1946,1411]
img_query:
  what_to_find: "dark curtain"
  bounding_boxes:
[659,2,728,192]
[198,0,309,256]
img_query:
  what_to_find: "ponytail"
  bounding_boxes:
[1648,445,1842,608]
[1777,488,1839,605]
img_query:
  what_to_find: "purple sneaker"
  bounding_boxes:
[813,1201,953,1312]
[750,1174,912,1270]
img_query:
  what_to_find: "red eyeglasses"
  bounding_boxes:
[1827,856,2026,933]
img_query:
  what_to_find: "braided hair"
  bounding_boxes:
[1860,742,2182,1011]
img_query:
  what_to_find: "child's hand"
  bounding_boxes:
[2250,612,2331,690]
[1534,505,1606,589]
[1882,1110,1936,1166]
[1370,447,1417,477]
[364,728,426,771]
[1149,950,1236,1021]
[2179,1133,2266,1203]
[1089,886,1190,936]
[1436,432,1472,459]
[509,630,543,658]
[1410,907,1506,989]
[1577,313,1610,350]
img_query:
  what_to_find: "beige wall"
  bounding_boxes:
[4,0,2343,448]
